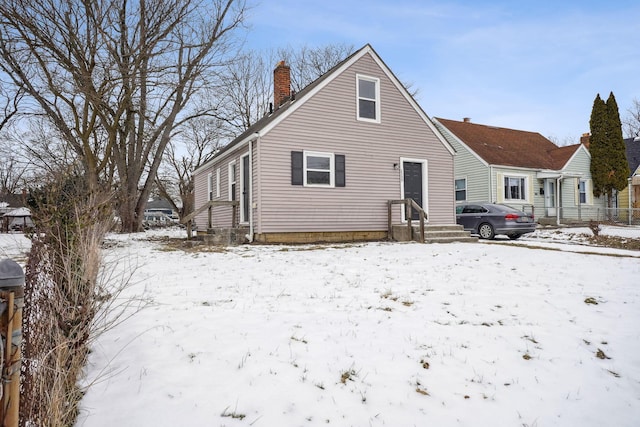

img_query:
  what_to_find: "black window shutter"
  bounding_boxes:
[291,151,303,185]
[335,154,345,187]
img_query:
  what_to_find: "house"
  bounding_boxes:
[618,137,640,220]
[192,44,459,243]
[433,118,606,225]
[0,191,32,233]
[1,207,33,233]
[143,198,179,226]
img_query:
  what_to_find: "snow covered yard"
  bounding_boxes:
[69,227,639,427]
[2,227,640,426]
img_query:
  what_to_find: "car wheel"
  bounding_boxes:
[478,223,495,240]
[508,234,522,240]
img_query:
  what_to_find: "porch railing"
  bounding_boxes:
[181,200,239,229]
[387,199,427,243]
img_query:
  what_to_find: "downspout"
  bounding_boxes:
[249,132,262,242]
[576,177,581,223]
[489,166,494,202]
[249,136,260,243]
[248,138,254,242]
[629,177,633,226]
[556,176,562,226]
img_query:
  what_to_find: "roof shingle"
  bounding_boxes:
[436,118,580,170]
[624,137,640,176]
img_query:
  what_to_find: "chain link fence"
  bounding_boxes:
[555,207,640,226]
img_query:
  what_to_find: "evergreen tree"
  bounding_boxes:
[605,92,630,192]
[589,94,608,197]
[589,92,630,207]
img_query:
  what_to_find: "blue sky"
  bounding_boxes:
[242,0,639,144]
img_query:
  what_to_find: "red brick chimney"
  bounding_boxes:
[463,117,471,123]
[580,132,590,149]
[274,60,291,108]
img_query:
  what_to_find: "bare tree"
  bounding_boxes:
[156,115,226,237]
[0,0,248,232]
[0,143,28,195]
[623,98,640,138]
[0,80,22,132]
[213,43,355,136]
[276,43,355,92]
[277,43,419,98]
[217,50,272,134]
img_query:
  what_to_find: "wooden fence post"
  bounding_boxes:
[0,259,24,427]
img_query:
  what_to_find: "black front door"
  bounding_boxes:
[242,155,250,222]
[403,161,423,220]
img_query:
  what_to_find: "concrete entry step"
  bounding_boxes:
[202,227,249,246]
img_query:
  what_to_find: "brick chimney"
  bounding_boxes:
[463,117,471,123]
[580,132,590,149]
[273,60,291,108]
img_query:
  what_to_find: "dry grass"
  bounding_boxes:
[20,178,142,427]
[588,234,640,250]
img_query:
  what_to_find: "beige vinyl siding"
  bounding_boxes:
[193,148,249,230]
[256,53,454,233]
[193,166,210,229]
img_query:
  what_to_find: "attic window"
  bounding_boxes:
[357,75,380,123]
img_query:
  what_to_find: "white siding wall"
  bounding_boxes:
[559,148,606,220]
[436,123,491,203]
[255,53,454,233]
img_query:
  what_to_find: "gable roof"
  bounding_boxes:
[146,198,174,211]
[194,44,454,174]
[435,118,581,170]
[624,137,640,176]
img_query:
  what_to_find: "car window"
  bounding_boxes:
[462,205,484,214]
[456,206,464,214]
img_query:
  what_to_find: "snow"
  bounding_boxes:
[3,207,31,217]
[2,226,640,426]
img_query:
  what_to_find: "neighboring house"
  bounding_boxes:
[192,44,457,243]
[143,198,178,226]
[0,191,26,214]
[0,191,30,232]
[1,207,33,233]
[434,118,606,224]
[619,136,640,212]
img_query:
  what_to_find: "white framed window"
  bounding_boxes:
[356,74,380,123]
[228,161,236,201]
[504,175,528,201]
[304,151,335,187]
[207,172,214,201]
[576,179,594,205]
[215,168,221,198]
[455,178,467,202]
[578,180,587,204]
